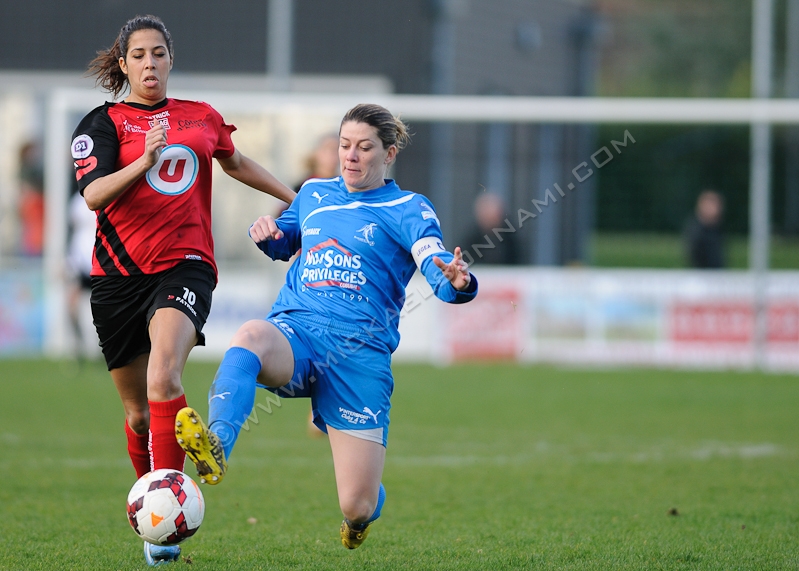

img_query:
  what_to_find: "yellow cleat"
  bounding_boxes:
[340,519,371,549]
[175,407,227,485]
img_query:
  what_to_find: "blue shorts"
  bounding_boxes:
[261,311,393,446]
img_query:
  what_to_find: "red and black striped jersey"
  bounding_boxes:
[71,98,236,280]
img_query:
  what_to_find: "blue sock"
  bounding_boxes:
[365,483,386,525]
[207,346,261,459]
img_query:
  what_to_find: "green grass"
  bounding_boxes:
[1,359,798,570]
[592,232,799,269]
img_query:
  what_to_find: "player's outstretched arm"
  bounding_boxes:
[217,149,297,204]
[248,213,300,262]
[432,246,472,291]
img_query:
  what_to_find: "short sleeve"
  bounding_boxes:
[206,104,237,159]
[71,105,119,194]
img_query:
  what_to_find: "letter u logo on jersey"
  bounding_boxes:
[146,144,199,196]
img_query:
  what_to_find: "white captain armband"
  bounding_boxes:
[411,236,447,270]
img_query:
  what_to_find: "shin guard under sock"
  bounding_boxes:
[125,420,151,478]
[208,346,261,459]
[148,394,188,471]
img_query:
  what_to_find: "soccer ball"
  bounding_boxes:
[126,469,205,546]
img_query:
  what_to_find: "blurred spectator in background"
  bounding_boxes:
[464,191,520,265]
[18,141,45,256]
[684,189,725,269]
[66,188,99,362]
[295,133,340,191]
[273,133,339,221]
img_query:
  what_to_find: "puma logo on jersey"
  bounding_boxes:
[355,223,378,246]
[311,191,329,203]
[209,392,231,402]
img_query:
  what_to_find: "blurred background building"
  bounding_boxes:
[0,0,601,266]
[2,0,797,268]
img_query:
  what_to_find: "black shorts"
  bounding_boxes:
[78,273,92,291]
[90,261,215,371]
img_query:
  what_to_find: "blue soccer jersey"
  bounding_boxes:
[255,176,477,352]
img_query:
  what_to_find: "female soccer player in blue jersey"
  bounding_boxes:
[176,103,478,549]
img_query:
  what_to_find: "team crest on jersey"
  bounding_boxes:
[146,144,198,196]
[354,223,378,246]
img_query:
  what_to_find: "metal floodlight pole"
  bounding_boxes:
[428,0,458,237]
[750,0,774,370]
[267,0,293,91]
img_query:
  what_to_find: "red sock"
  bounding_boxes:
[148,395,188,472]
[125,420,151,478]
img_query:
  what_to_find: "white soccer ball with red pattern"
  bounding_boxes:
[126,469,205,546]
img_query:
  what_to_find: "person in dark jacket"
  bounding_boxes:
[684,189,725,269]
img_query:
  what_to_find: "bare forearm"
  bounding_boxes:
[83,156,152,211]
[223,155,296,203]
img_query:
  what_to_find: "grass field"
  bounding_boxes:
[1,359,798,570]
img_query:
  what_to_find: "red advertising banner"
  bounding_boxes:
[768,303,799,343]
[445,287,522,360]
[670,303,753,343]
[669,302,799,344]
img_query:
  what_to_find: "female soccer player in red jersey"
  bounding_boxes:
[70,14,295,565]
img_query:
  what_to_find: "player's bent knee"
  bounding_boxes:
[127,412,149,435]
[339,497,376,524]
[146,369,183,401]
[231,320,288,362]
[230,320,272,353]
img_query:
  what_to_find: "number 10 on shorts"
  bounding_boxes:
[182,287,196,306]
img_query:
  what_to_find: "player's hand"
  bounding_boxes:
[249,215,284,243]
[433,246,472,291]
[143,123,167,167]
